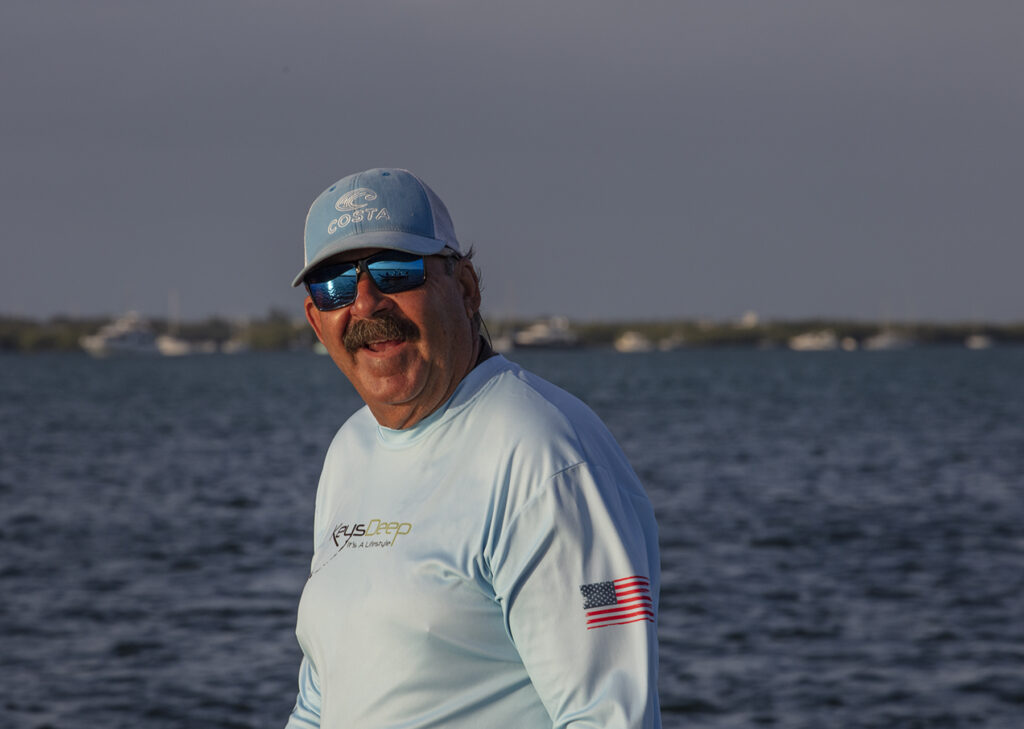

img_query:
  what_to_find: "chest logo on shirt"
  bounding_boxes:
[331,518,413,549]
[310,518,414,577]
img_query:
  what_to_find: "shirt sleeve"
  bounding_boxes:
[488,461,662,728]
[284,655,322,729]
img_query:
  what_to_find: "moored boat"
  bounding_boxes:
[80,313,159,357]
[513,317,580,349]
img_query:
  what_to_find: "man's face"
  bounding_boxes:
[304,248,481,430]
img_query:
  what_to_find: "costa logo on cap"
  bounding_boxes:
[326,188,391,235]
[335,188,378,212]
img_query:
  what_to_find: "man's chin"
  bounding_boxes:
[351,344,425,388]
[357,372,433,422]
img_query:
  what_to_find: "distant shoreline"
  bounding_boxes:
[2,313,1022,354]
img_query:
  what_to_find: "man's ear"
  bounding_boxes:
[456,260,482,319]
[304,297,325,343]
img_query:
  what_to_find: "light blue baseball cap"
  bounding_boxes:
[293,168,461,286]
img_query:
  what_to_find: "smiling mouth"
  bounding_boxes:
[364,339,404,353]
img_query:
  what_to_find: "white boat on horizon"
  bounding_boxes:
[788,329,839,351]
[614,330,654,353]
[965,334,993,350]
[863,330,914,351]
[513,317,580,349]
[80,312,160,357]
[156,334,218,356]
[489,332,514,353]
[657,333,688,351]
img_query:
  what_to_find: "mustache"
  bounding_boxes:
[343,312,420,353]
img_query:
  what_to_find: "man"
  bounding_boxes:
[285,168,662,728]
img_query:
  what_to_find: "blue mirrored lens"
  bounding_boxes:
[305,252,427,311]
[306,262,359,310]
[365,254,425,295]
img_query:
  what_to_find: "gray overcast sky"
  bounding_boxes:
[2,1,1022,323]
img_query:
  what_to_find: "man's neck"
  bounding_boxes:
[473,335,496,367]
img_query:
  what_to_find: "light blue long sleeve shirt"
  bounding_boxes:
[286,355,661,728]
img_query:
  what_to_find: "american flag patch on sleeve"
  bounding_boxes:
[579,575,655,629]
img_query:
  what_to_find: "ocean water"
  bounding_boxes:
[2,347,1023,728]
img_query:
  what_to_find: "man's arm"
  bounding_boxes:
[489,461,662,728]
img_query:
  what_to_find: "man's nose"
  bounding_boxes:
[348,273,391,318]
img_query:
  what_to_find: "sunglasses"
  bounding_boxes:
[305,250,433,311]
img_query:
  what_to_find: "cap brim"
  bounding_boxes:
[291,231,451,287]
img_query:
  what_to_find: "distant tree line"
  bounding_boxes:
[1,313,1021,354]
[0,311,315,353]
[0,316,109,352]
[565,319,1024,348]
